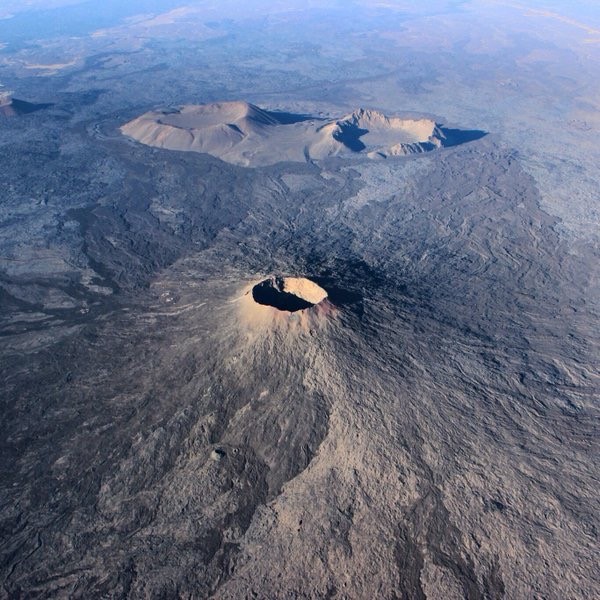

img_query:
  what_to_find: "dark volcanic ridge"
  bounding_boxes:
[252,276,328,312]
[0,91,52,117]
[121,100,486,166]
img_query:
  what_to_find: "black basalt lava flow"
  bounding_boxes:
[252,278,315,312]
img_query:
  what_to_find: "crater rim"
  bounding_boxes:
[251,276,328,313]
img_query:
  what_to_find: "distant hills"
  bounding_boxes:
[121,101,486,167]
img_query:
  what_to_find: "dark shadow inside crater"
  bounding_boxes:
[252,279,315,312]
[333,124,368,152]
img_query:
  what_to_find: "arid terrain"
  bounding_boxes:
[0,1,598,598]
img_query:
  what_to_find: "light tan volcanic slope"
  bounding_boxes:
[0,91,17,117]
[120,101,451,167]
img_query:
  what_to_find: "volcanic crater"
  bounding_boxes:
[252,277,328,312]
[121,101,486,167]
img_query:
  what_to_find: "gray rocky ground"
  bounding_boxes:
[0,1,598,598]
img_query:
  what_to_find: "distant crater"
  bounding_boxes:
[121,100,486,167]
[252,277,328,312]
